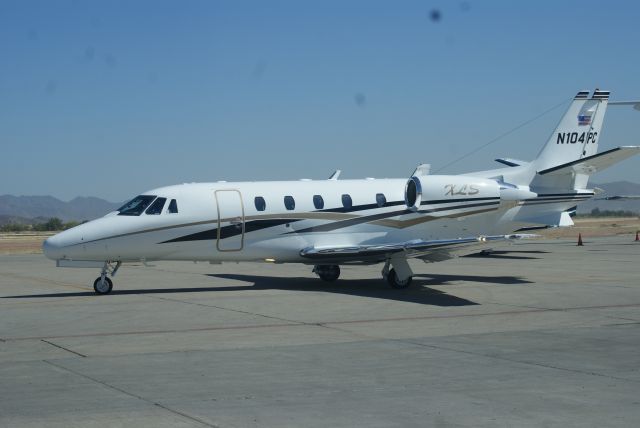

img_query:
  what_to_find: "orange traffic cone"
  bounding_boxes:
[635,231,639,242]
[577,233,584,246]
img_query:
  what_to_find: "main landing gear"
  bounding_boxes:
[382,257,414,289]
[313,258,415,289]
[93,261,121,295]
[313,265,341,282]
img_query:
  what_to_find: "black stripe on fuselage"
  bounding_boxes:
[160,198,502,243]
[421,197,500,205]
[160,219,298,243]
[289,200,500,234]
[535,193,594,197]
[318,200,405,213]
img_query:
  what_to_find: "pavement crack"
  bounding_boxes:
[43,360,219,428]
[41,339,86,357]
[396,338,640,384]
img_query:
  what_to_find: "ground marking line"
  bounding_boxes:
[41,339,87,357]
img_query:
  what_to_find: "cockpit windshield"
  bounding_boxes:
[117,195,156,216]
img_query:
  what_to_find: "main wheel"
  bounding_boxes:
[387,268,412,289]
[93,277,113,295]
[314,265,340,282]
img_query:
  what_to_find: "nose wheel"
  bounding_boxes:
[92,261,120,295]
[93,277,113,294]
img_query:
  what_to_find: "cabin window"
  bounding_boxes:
[341,194,352,210]
[284,195,295,210]
[168,199,178,214]
[254,196,266,211]
[313,195,324,209]
[117,195,156,216]
[145,197,167,215]
[376,193,387,207]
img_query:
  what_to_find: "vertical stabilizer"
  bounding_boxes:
[534,90,609,172]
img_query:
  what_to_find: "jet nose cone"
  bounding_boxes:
[43,235,64,260]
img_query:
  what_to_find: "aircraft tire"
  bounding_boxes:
[93,277,113,295]
[387,268,412,289]
[315,265,340,282]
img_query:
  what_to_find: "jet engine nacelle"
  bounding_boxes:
[405,175,538,210]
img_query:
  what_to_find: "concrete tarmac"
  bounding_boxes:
[1,236,639,427]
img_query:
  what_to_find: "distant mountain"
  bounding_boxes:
[0,195,121,224]
[578,181,640,214]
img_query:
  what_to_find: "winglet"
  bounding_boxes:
[328,170,341,180]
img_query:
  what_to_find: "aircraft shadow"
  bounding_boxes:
[463,249,549,260]
[206,274,480,307]
[3,273,531,307]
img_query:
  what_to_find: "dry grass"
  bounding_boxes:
[539,217,640,239]
[0,232,54,255]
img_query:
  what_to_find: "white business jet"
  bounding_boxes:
[43,90,639,294]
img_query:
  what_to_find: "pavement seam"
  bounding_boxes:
[395,337,640,384]
[4,322,308,341]
[42,360,220,428]
[6,301,640,342]
[146,294,308,325]
[41,339,87,358]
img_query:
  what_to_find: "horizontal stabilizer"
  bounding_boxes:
[538,146,640,176]
[495,158,529,167]
[609,101,640,110]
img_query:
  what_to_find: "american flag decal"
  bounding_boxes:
[578,114,591,126]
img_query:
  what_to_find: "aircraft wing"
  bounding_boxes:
[538,146,640,176]
[299,234,536,264]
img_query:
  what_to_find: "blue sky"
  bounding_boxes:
[2,0,639,201]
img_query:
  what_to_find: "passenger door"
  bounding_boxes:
[215,190,245,251]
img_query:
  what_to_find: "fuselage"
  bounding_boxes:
[42,176,590,265]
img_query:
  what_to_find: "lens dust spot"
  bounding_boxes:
[354,93,366,108]
[83,46,95,62]
[251,60,268,79]
[104,54,117,68]
[429,9,442,22]
[45,80,57,95]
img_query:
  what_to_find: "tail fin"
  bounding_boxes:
[534,89,609,171]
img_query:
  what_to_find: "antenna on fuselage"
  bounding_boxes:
[411,164,431,176]
[328,170,341,180]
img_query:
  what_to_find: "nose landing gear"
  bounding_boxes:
[93,261,121,295]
